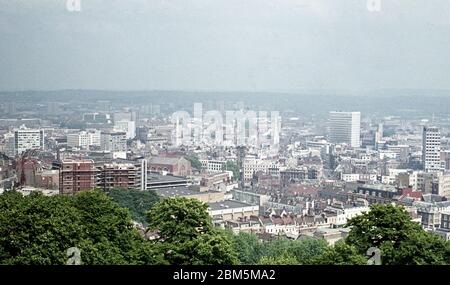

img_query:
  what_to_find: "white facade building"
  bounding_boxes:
[67,130,101,149]
[328,111,361,148]
[100,131,127,152]
[243,158,278,181]
[14,126,44,155]
[422,126,442,172]
[114,120,136,140]
[3,133,16,157]
[200,159,227,172]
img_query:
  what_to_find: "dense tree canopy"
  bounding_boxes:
[185,154,202,171]
[345,204,450,265]
[147,197,238,265]
[313,241,367,265]
[223,161,240,179]
[2,190,450,265]
[258,253,299,265]
[107,188,159,225]
[0,190,165,265]
[227,232,328,265]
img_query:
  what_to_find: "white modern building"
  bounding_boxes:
[328,111,361,148]
[14,126,45,155]
[3,133,16,157]
[114,120,136,140]
[243,158,278,181]
[422,126,442,172]
[100,131,127,152]
[200,159,227,172]
[67,130,101,149]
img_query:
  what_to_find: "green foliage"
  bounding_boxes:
[0,190,165,265]
[288,238,329,264]
[3,190,450,265]
[0,191,84,265]
[258,253,299,265]
[107,188,159,225]
[229,233,328,265]
[223,161,240,179]
[185,154,202,170]
[345,204,450,265]
[314,240,367,265]
[259,237,328,265]
[147,197,238,265]
[230,232,265,265]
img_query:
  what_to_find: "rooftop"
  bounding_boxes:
[154,186,218,197]
[148,156,184,165]
[147,172,188,183]
[207,200,254,211]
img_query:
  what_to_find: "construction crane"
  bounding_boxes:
[236,145,246,189]
[16,149,38,186]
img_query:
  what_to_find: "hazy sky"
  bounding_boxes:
[1,0,450,91]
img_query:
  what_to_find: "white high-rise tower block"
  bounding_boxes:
[328,111,361,148]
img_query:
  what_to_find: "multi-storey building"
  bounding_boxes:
[3,133,15,157]
[114,120,136,140]
[243,158,278,181]
[200,159,227,172]
[147,156,192,176]
[96,162,137,191]
[328,111,361,148]
[422,126,442,172]
[14,126,45,155]
[59,159,96,194]
[100,131,127,152]
[67,130,102,150]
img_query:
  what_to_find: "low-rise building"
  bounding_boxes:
[208,200,259,221]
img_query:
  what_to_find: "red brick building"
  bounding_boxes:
[96,162,138,191]
[148,156,192,176]
[59,159,96,194]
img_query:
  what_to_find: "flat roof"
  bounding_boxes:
[207,200,254,211]
[147,173,188,183]
[154,186,218,197]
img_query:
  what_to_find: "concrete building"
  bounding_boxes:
[3,133,15,157]
[36,169,59,190]
[100,131,127,152]
[434,211,450,241]
[409,171,438,194]
[323,202,370,227]
[146,172,189,190]
[154,186,224,203]
[232,189,271,207]
[415,200,450,229]
[328,111,361,148]
[114,120,136,140]
[243,158,278,181]
[147,156,192,176]
[67,130,101,149]
[438,171,450,197]
[200,159,227,172]
[59,159,96,194]
[422,126,442,172]
[355,183,398,199]
[96,162,137,191]
[207,200,259,221]
[14,126,45,155]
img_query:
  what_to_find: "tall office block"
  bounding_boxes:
[14,126,45,155]
[423,126,442,172]
[328,111,361,147]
